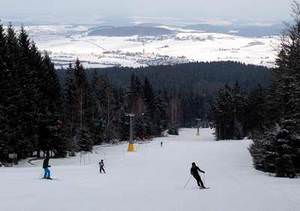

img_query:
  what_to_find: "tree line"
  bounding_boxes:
[56,61,271,127]
[211,2,300,177]
[0,24,272,165]
[81,61,271,94]
[0,24,63,161]
[0,24,180,163]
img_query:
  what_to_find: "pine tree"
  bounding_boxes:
[167,93,181,135]
[4,24,30,159]
[114,88,129,141]
[245,85,268,135]
[17,27,40,158]
[36,53,65,157]
[76,128,93,152]
[63,64,77,140]
[63,60,94,152]
[250,2,300,177]
[89,72,117,143]
[74,59,87,130]
[232,82,248,139]
[250,126,298,177]
[274,3,300,133]
[0,24,66,161]
[0,23,6,70]
[127,75,146,139]
[142,77,155,137]
[88,71,102,143]
[212,83,248,140]
[152,91,168,135]
[0,23,8,161]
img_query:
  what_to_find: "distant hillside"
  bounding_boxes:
[88,25,174,37]
[185,24,283,37]
[88,23,284,37]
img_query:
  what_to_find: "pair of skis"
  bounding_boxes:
[41,177,60,181]
[183,176,210,190]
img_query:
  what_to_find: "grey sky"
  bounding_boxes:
[0,0,293,23]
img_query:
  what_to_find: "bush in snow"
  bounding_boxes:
[168,127,179,135]
[250,125,300,177]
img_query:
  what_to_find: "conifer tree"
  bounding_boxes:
[142,77,155,136]
[89,72,117,143]
[5,25,30,158]
[0,24,66,161]
[212,83,248,140]
[77,128,93,152]
[63,64,76,139]
[250,2,300,176]
[63,60,93,152]
[0,23,7,161]
[245,86,267,135]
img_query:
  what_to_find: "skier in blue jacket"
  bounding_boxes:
[43,156,51,179]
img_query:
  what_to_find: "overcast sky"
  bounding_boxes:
[0,0,293,24]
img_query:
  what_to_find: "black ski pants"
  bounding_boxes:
[192,174,204,188]
[100,166,106,173]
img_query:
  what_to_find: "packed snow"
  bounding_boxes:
[0,128,299,211]
[23,25,280,68]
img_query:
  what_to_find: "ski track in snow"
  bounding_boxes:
[0,128,300,211]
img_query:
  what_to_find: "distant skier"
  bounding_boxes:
[99,160,106,174]
[43,155,52,179]
[161,141,163,147]
[190,162,206,188]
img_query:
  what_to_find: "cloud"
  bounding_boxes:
[0,0,291,23]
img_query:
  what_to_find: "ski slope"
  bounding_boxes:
[0,128,299,211]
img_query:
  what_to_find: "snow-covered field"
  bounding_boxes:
[24,25,280,68]
[0,128,299,211]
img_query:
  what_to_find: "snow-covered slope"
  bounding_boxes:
[24,25,280,68]
[0,128,299,211]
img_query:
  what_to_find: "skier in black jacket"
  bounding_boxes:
[99,160,106,174]
[43,156,51,179]
[190,162,206,188]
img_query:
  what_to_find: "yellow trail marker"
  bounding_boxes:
[127,143,135,152]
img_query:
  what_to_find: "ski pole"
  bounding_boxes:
[203,173,206,187]
[183,176,192,189]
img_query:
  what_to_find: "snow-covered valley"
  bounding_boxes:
[0,128,299,211]
[24,24,280,68]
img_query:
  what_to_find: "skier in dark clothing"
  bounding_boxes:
[190,162,206,188]
[99,160,106,174]
[43,156,51,179]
